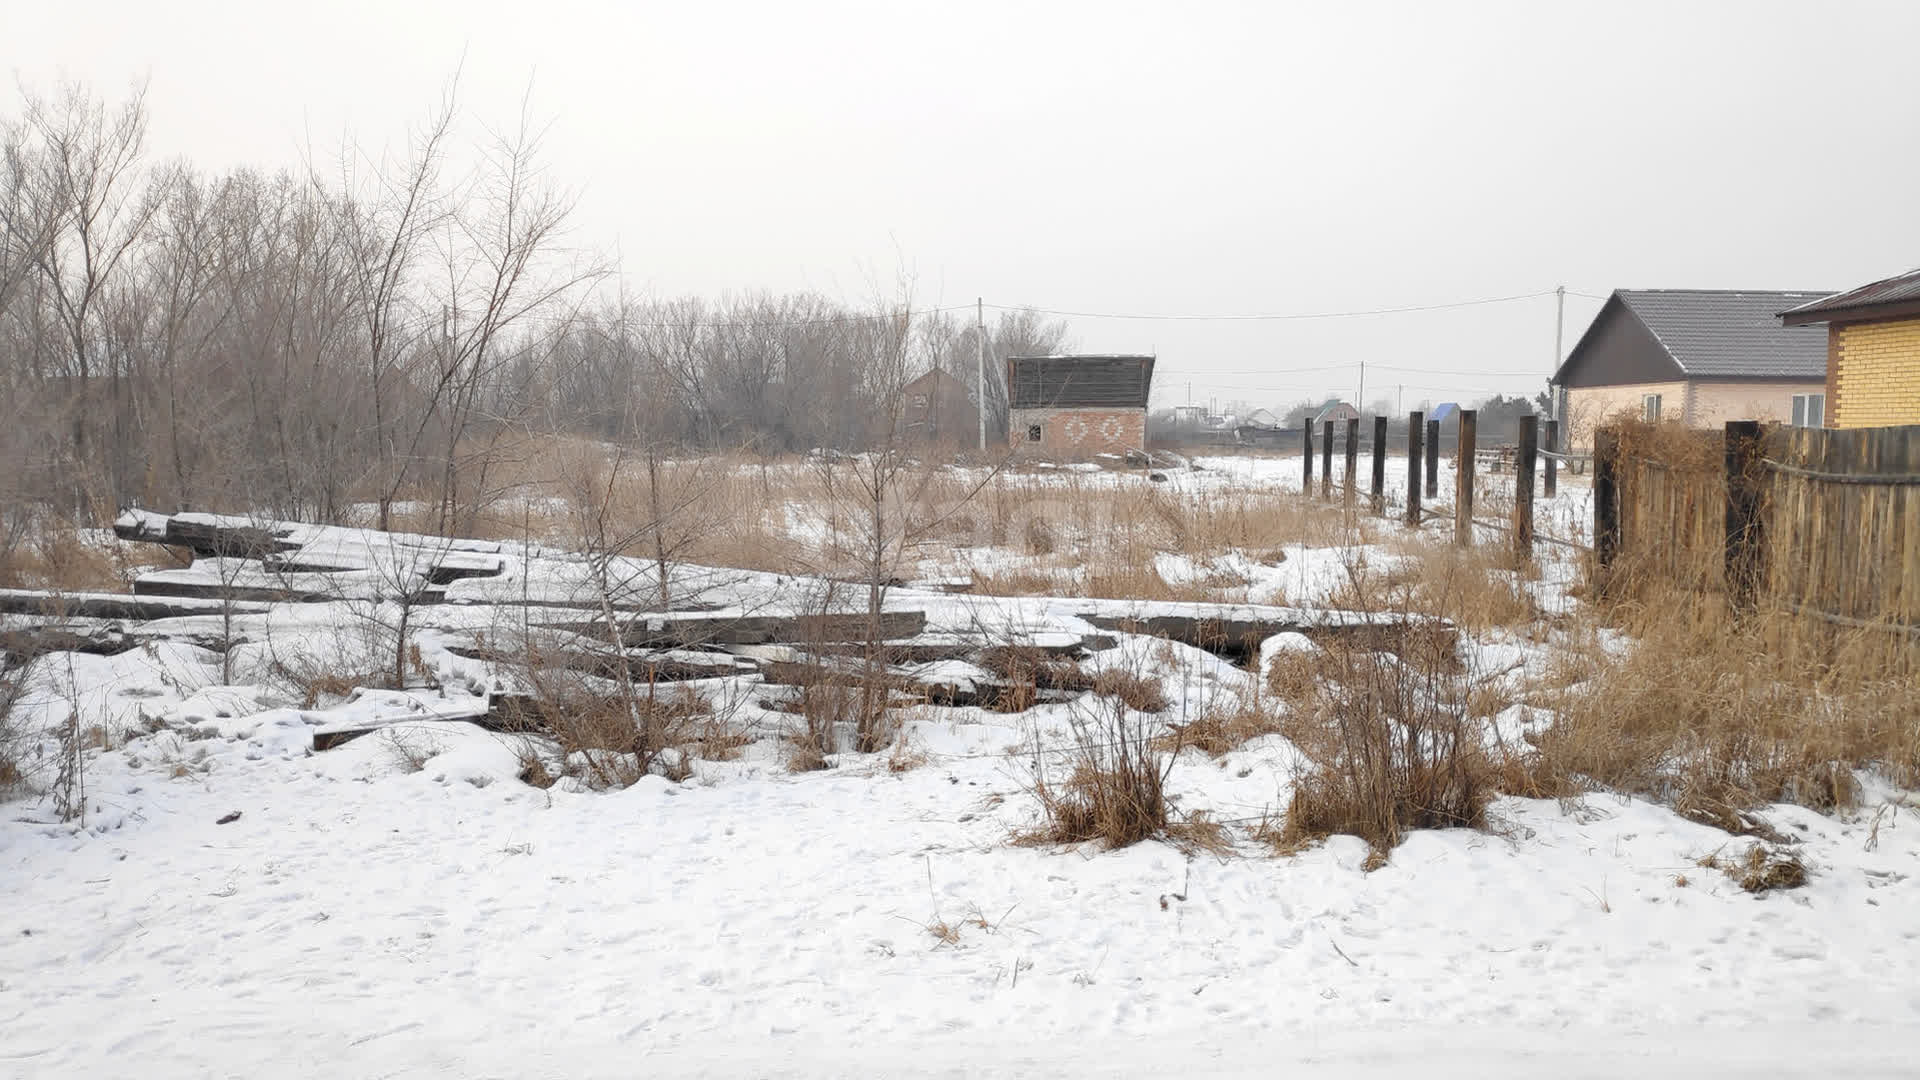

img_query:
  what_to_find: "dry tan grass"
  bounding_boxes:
[1279,642,1496,860]
[1524,596,1920,818]
[0,522,177,592]
[1019,693,1177,850]
[1162,696,1289,756]
[1089,669,1170,714]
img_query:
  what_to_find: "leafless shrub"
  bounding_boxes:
[885,728,930,773]
[0,654,35,799]
[784,670,854,773]
[513,738,557,789]
[529,684,709,790]
[1018,689,1178,850]
[1279,639,1494,861]
[381,726,443,773]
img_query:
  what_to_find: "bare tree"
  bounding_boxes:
[378,89,603,537]
[25,81,159,510]
[332,84,456,531]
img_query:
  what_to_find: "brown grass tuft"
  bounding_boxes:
[1699,842,1809,893]
[1278,642,1495,855]
[1090,669,1169,714]
[1019,694,1175,850]
[1162,696,1287,756]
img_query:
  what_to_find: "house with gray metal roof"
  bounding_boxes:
[1550,289,1833,450]
[1779,267,1920,429]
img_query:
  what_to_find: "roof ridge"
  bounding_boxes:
[1617,287,1833,296]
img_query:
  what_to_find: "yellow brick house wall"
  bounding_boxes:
[1833,317,1920,428]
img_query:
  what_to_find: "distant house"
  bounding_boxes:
[1428,402,1459,425]
[1170,404,1209,429]
[1006,354,1155,457]
[898,368,980,449]
[1779,268,1920,429]
[1313,400,1361,426]
[1551,289,1833,450]
[1233,408,1286,446]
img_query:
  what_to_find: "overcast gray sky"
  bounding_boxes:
[8,0,1917,413]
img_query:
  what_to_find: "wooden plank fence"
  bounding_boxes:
[1594,420,1920,632]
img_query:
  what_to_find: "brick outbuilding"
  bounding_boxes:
[1006,354,1155,458]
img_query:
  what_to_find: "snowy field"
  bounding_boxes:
[3,455,1917,1079]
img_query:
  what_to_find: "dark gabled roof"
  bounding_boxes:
[1779,268,1920,325]
[1007,355,1154,410]
[1555,289,1834,383]
[903,368,973,394]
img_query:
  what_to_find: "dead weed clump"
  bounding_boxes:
[518,685,711,789]
[1278,642,1495,860]
[1162,696,1287,757]
[1090,669,1170,714]
[1698,843,1809,893]
[977,646,1094,712]
[785,678,857,772]
[1019,694,1176,850]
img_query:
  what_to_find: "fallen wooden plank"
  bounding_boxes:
[0,588,272,620]
[0,623,137,666]
[443,642,754,682]
[801,631,1109,664]
[760,652,1091,713]
[1074,604,1456,666]
[132,576,338,604]
[545,609,927,648]
[309,697,499,750]
[114,509,297,558]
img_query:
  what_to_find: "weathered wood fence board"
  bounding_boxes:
[1595,420,1920,631]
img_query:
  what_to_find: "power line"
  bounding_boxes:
[984,290,1555,322]
[493,285,1599,334]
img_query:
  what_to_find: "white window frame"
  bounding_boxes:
[1791,392,1825,428]
[1643,393,1662,423]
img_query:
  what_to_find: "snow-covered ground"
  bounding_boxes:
[5,709,1918,1077]
[3,460,1917,1078]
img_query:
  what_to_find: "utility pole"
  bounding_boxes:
[1396,383,1403,416]
[1551,284,1565,449]
[1357,360,1365,411]
[976,297,988,452]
